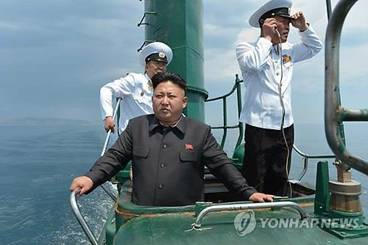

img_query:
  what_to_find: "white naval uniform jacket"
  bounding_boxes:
[100,73,153,132]
[236,26,323,130]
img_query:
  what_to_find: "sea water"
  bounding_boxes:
[0,120,366,244]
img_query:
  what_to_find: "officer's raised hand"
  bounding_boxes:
[261,18,279,42]
[290,11,308,32]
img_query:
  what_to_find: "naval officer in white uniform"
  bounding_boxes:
[100,42,173,133]
[236,0,323,195]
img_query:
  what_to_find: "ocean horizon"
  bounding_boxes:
[0,118,367,244]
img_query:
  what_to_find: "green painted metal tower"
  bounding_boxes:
[143,0,208,122]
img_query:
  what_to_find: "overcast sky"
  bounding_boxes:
[1,0,367,126]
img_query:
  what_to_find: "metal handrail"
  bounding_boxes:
[206,75,242,102]
[205,75,244,148]
[192,201,307,229]
[325,0,332,20]
[137,11,157,27]
[101,98,122,156]
[325,0,368,175]
[292,145,336,181]
[292,145,335,160]
[70,97,122,244]
[99,97,122,202]
[70,190,98,245]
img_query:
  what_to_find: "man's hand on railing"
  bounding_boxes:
[249,192,274,202]
[70,176,93,195]
[104,116,116,133]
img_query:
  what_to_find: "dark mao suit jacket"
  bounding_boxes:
[86,114,256,206]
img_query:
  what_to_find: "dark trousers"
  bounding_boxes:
[242,124,294,196]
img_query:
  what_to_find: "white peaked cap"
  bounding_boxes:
[249,0,293,28]
[139,41,173,66]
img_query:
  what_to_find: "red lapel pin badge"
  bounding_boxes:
[185,143,193,151]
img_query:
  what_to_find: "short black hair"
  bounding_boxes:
[151,72,187,91]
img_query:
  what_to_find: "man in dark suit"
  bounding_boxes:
[70,72,273,206]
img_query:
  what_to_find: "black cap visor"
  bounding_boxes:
[145,53,168,64]
[259,8,293,25]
